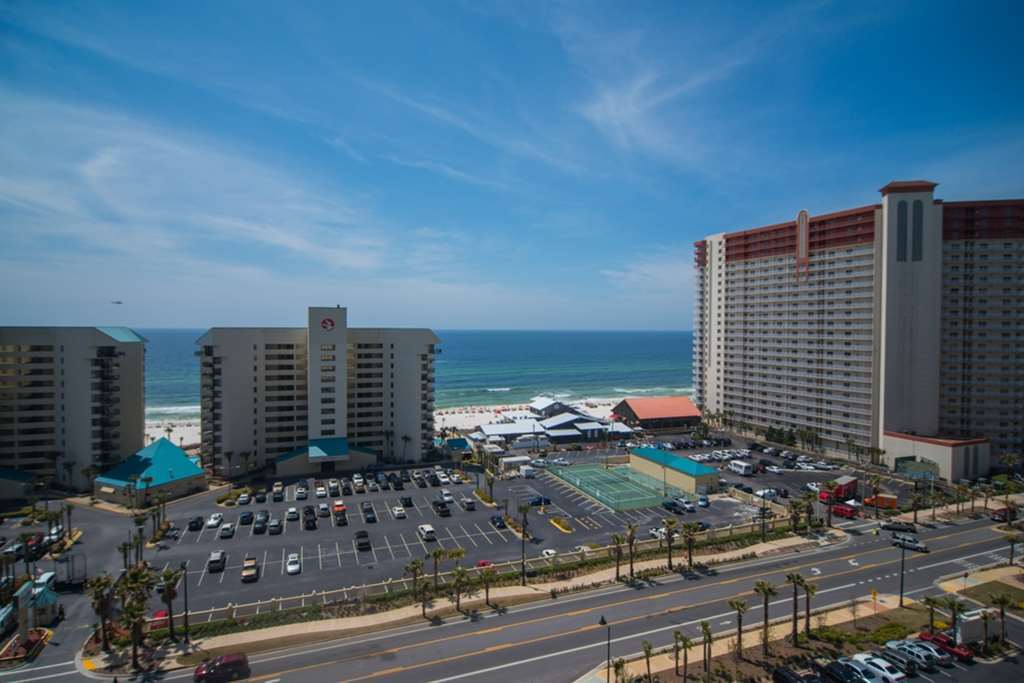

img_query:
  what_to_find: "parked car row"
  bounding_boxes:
[2,525,66,561]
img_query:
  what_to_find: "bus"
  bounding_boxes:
[728,460,754,476]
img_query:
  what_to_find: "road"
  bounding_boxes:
[6,515,1010,682]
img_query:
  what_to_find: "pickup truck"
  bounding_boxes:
[240,555,259,582]
[916,632,973,662]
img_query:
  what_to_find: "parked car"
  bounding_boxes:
[850,654,906,682]
[884,641,938,672]
[541,549,557,558]
[821,661,861,683]
[254,491,267,503]
[240,555,259,583]
[218,523,235,538]
[268,519,282,535]
[206,550,227,572]
[904,639,952,666]
[286,553,301,574]
[317,503,330,517]
[237,493,251,505]
[917,631,973,662]
[253,519,267,534]
[392,506,407,519]
[529,496,552,506]
[238,511,254,525]
[188,516,204,531]
[355,530,372,551]
[490,514,506,529]
[697,495,709,507]
[303,516,317,530]
[206,513,223,528]
[876,648,918,676]
[295,486,308,500]
[880,521,916,533]
[193,654,250,682]
[286,507,299,521]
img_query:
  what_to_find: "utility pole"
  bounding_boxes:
[898,542,906,608]
[180,561,190,644]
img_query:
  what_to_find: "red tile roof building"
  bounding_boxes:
[612,396,702,431]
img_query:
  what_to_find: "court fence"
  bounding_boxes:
[547,464,678,510]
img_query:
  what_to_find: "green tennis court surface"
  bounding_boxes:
[548,464,682,510]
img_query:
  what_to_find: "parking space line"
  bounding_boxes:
[260,548,267,576]
[383,535,396,560]
[459,524,478,548]
[317,544,323,570]
[195,526,206,543]
[218,562,226,583]
[474,523,493,545]
[335,541,342,567]
[196,566,207,587]
[280,548,285,575]
[370,542,379,564]
[411,499,424,517]
[491,524,510,543]
[435,533,447,550]
[446,527,463,549]
[398,533,413,557]
[409,531,428,555]
[351,540,361,565]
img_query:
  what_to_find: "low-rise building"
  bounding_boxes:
[612,397,702,431]
[94,437,205,506]
[628,446,719,495]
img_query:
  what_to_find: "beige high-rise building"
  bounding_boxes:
[197,307,438,477]
[693,181,1023,482]
[0,327,146,490]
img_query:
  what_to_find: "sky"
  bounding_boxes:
[2,1,1023,331]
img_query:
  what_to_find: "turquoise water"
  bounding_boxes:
[141,329,694,421]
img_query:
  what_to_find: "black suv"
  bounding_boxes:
[490,514,506,528]
[355,530,371,551]
[401,496,414,507]
[432,500,451,517]
[238,511,254,525]
[881,521,916,533]
[304,516,317,530]
[187,516,204,531]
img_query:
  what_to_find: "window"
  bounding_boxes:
[912,200,924,261]
[896,200,908,262]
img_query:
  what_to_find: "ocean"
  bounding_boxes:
[141,329,694,423]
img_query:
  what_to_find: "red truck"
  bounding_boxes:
[917,631,974,662]
[819,475,858,504]
[832,503,859,519]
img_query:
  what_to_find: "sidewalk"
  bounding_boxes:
[76,529,844,674]
[580,593,903,682]
[937,563,1024,595]
[892,492,1024,524]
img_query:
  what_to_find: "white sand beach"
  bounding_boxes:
[145,420,201,449]
[434,398,618,432]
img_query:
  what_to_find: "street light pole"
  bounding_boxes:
[599,615,610,683]
[180,561,190,644]
[761,493,767,542]
[898,543,906,608]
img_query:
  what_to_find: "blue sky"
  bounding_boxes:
[2,1,1022,330]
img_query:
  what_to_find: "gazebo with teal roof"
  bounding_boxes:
[94,437,206,506]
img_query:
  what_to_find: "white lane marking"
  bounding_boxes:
[336,541,342,567]
[460,524,479,548]
[447,526,463,549]
[0,659,75,675]
[383,535,396,560]
[475,523,493,545]
[280,548,285,576]
[351,540,361,565]
[318,543,323,570]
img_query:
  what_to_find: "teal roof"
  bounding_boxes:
[97,326,146,343]
[277,437,357,463]
[631,447,718,477]
[31,587,60,607]
[445,438,471,452]
[95,438,203,488]
[0,467,35,483]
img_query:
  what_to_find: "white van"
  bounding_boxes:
[728,460,754,476]
[417,524,436,541]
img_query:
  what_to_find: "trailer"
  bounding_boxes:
[55,554,87,589]
[819,475,858,503]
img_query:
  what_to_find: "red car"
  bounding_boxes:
[193,654,250,682]
[918,631,974,662]
[475,560,494,568]
[832,503,858,519]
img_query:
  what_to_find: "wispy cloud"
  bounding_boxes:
[383,155,512,191]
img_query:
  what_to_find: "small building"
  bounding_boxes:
[443,438,473,459]
[498,454,531,471]
[0,468,34,501]
[881,431,991,483]
[629,447,718,494]
[528,397,570,418]
[612,396,701,431]
[94,438,205,506]
[275,437,380,477]
[480,420,543,440]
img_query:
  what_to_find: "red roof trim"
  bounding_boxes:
[879,180,938,196]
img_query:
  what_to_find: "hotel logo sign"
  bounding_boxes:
[321,318,335,331]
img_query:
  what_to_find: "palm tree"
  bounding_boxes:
[990,593,1013,645]
[729,599,748,659]
[86,573,116,651]
[867,475,881,518]
[158,568,181,641]
[944,596,964,639]
[700,620,712,682]
[678,632,694,681]
[923,596,942,633]
[664,517,678,570]
[430,548,446,589]
[485,470,495,501]
[980,609,993,654]
[518,503,530,586]
[613,658,626,683]
[641,640,654,682]
[788,500,803,533]
[121,598,148,670]
[611,533,624,581]
[451,566,469,612]
[823,480,837,527]
[911,492,922,524]
[672,629,683,676]
[982,485,993,512]
[420,585,434,619]
[1005,533,1021,565]
[625,523,638,580]
[480,566,497,606]
[754,580,777,656]
[683,522,701,568]
[785,573,803,645]
[803,581,817,637]
[405,559,424,598]
[447,546,466,568]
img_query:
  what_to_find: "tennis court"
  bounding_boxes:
[548,464,666,510]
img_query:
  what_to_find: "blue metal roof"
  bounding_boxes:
[631,447,718,477]
[97,327,146,343]
[95,438,203,488]
[445,438,471,452]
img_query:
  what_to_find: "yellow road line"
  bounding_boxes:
[246,525,995,682]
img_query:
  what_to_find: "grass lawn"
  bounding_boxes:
[961,579,1024,613]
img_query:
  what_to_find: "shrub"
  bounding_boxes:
[867,622,912,645]
[475,488,493,504]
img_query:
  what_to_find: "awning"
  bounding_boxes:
[100,486,115,494]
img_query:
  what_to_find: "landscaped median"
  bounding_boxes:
[77,528,846,676]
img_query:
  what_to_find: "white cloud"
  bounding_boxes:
[383,155,512,191]
[602,251,696,327]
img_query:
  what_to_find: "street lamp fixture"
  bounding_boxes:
[599,615,610,683]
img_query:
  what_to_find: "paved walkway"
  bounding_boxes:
[892,493,1024,524]
[937,563,1024,595]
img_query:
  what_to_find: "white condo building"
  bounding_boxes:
[693,181,1023,482]
[197,307,439,477]
[0,327,146,490]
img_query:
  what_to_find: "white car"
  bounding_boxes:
[437,473,451,485]
[541,549,557,558]
[295,486,308,499]
[440,489,454,503]
[368,481,380,492]
[766,465,783,474]
[851,654,906,682]
[315,486,327,498]
[530,459,548,468]
[207,513,223,528]
[286,507,299,520]
[285,553,301,575]
[572,545,591,555]
[551,457,570,466]
[392,506,407,519]
[450,473,463,484]
[237,493,251,505]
